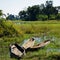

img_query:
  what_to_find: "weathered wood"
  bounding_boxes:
[9,43,25,59]
[9,39,50,59]
[26,40,50,52]
[31,40,50,48]
[22,38,35,49]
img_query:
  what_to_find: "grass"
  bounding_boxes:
[14,20,60,37]
[0,20,60,60]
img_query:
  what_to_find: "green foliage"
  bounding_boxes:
[19,10,27,20]
[11,20,60,38]
[0,20,60,60]
[18,0,58,21]
[37,15,48,21]
[27,5,40,20]
[49,15,56,20]
[56,13,60,20]
[0,10,3,16]
[0,20,24,37]
[43,7,58,19]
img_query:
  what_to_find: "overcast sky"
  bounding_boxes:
[0,0,60,15]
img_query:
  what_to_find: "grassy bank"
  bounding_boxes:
[0,20,60,60]
[14,20,60,37]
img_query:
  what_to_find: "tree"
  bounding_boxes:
[37,14,48,21]
[27,5,40,21]
[56,13,60,20]
[45,0,53,7]
[0,10,3,19]
[0,10,3,16]
[0,10,6,19]
[6,14,15,20]
[19,10,28,20]
[49,15,56,20]
[19,5,40,21]
[43,0,58,19]
[18,0,59,21]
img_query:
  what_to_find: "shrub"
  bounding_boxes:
[56,13,60,20]
[0,20,24,37]
[49,15,56,20]
[37,15,48,21]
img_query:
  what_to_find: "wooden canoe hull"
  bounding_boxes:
[26,40,50,52]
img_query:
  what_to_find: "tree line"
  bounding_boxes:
[18,0,60,21]
[0,0,60,21]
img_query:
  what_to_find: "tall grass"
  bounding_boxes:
[14,20,60,37]
[0,20,60,60]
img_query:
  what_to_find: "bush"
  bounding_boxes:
[37,15,48,21]
[49,15,56,20]
[56,13,60,20]
[0,20,24,37]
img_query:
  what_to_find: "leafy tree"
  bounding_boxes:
[0,10,3,16]
[49,15,56,20]
[27,5,40,21]
[37,14,48,21]
[56,13,60,20]
[18,0,58,21]
[45,0,53,8]
[0,10,3,19]
[6,14,15,20]
[0,10,6,19]
[19,10,28,20]
[19,5,40,21]
[43,0,58,19]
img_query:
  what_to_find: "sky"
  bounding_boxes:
[0,0,60,15]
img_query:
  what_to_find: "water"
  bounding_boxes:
[34,37,41,43]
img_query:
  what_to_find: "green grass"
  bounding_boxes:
[0,20,60,60]
[14,20,60,37]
